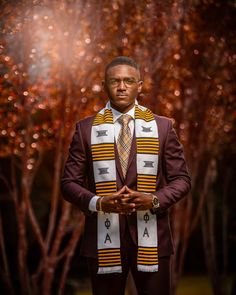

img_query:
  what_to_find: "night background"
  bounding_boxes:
[0,0,236,294]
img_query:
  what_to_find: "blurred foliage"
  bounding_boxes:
[0,0,235,161]
[0,0,235,294]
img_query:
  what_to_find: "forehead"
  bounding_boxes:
[106,64,140,78]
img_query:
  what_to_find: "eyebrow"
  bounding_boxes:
[107,76,138,80]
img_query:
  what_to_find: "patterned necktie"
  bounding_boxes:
[117,114,132,178]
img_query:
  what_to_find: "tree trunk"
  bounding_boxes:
[201,191,225,295]
[0,214,14,295]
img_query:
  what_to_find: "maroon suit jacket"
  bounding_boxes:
[61,113,191,258]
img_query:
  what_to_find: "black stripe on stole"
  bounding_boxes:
[98,248,121,267]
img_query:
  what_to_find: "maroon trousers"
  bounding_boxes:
[87,226,171,295]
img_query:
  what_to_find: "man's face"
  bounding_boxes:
[103,64,143,113]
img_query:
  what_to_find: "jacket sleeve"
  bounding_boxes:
[155,119,191,211]
[61,121,95,213]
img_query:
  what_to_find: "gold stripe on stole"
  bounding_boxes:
[136,137,159,154]
[98,248,121,267]
[92,143,115,161]
[137,174,157,192]
[93,109,113,125]
[135,107,154,122]
[137,247,158,266]
[96,181,117,196]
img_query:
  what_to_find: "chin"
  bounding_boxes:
[112,102,134,113]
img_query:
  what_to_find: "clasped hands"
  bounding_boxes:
[99,186,153,214]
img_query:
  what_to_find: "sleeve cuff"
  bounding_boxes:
[88,195,100,212]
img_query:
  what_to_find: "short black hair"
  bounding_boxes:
[105,56,140,76]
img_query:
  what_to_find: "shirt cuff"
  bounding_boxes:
[89,196,100,212]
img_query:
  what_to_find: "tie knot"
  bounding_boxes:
[118,114,132,126]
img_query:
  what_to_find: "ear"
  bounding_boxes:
[137,80,143,93]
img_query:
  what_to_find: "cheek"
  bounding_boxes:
[106,87,115,97]
[130,88,139,98]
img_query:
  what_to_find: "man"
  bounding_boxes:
[61,56,191,295]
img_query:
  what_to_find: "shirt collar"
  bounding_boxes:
[106,100,137,122]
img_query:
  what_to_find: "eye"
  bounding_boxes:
[124,78,136,85]
[106,78,138,87]
[108,79,119,86]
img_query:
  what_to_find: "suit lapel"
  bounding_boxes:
[114,143,124,181]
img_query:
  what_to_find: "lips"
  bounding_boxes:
[116,94,128,97]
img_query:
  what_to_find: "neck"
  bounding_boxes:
[109,102,135,114]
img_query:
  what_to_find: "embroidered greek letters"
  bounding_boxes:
[104,234,112,244]
[144,212,150,223]
[104,218,112,243]
[143,228,149,238]
[143,214,150,238]
[105,218,111,229]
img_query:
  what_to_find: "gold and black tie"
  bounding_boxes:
[117,114,132,178]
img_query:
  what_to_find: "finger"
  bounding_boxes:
[117,196,136,207]
[122,190,141,198]
[125,186,135,193]
[124,186,132,192]
[111,186,127,198]
[117,186,127,194]
[119,202,136,211]
[118,197,133,204]
[128,191,145,198]
[119,193,131,199]
[120,194,138,202]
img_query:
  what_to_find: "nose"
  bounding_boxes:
[117,80,126,90]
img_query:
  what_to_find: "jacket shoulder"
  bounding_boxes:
[154,114,173,129]
[75,115,95,129]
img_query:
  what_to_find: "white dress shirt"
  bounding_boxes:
[88,102,136,212]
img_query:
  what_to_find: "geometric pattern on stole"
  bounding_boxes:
[92,108,121,272]
[135,105,159,271]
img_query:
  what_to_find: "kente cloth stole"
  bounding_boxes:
[91,103,159,274]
